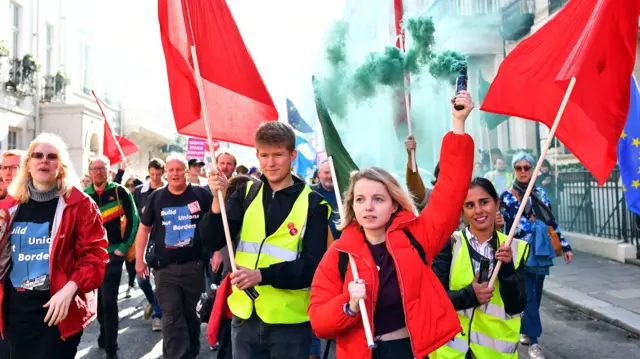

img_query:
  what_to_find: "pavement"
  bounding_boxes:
[543,250,640,336]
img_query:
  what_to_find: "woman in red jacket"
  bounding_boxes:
[309,92,475,359]
[0,133,109,359]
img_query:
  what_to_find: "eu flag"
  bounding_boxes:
[293,133,316,179]
[618,75,640,214]
[287,99,313,133]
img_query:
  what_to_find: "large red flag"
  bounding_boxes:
[93,90,138,165]
[481,0,640,185]
[158,0,278,147]
[115,136,139,159]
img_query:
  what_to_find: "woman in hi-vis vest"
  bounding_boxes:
[431,177,529,359]
[309,92,475,359]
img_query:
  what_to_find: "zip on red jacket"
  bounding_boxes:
[0,187,110,340]
[309,132,474,359]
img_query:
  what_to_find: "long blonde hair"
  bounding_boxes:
[8,133,79,203]
[338,167,416,231]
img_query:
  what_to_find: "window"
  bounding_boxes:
[45,24,54,75]
[9,2,21,57]
[7,130,18,150]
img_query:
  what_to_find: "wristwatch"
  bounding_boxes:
[343,302,357,317]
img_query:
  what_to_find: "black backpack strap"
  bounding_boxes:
[338,251,349,283]
[242,180,262,212]
[323,339,332,359]
[403,229,428,266]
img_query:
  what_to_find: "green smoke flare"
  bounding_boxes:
[428,50,467,85]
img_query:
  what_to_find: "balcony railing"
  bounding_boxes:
[40,74,68,103]
[548,0,568,14]
[427,0,513,19]
[501,0,535,40]
[3,57,36,97]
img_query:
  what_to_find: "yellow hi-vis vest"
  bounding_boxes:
[227,182,329,324]
[432,230,529,359]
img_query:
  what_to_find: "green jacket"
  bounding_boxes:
[85,182,139,254]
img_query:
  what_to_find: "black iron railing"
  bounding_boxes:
[548,0,568,14]
[556,169,640,245]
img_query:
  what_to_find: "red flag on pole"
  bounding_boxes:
[481,0,640,185]
[115,136,139,159]
[158,0,278,147]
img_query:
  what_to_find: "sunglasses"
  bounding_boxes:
[31,152,59,161]
[514,165,532,172]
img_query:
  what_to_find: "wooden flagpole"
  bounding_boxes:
[488,77,576,288]
[327,156,376,349]
[185,3,257,299]
[398,33,417,173]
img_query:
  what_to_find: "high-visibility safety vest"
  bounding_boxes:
[227,182,330,324]
[432,230,529,359]
[486,171,514,192]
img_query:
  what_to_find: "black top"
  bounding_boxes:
[142,184,213,265]
[10,197,58,291]
[199,175,329,290]
[367,240,405,336]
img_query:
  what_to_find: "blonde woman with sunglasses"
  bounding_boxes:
[0,133,109,359]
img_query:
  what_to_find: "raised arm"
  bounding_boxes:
[410,91,475,263]
[405,136,427,206]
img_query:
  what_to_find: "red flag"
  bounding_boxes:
[158,0,278,147]
[115,136,139,159]
[102,120,123,165]
[392,0,410,136]
[481,0,640,185]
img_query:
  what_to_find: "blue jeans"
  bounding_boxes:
[137,275,162,319]
[521,271,545,344]
[310,333,321,356]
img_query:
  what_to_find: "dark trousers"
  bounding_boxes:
[125,259,136,287]
[372,338,414,359]
[231,313,312,359]
[5,287,82,359]
[155,261,204,359]
[217,319,233,359]
[0,337,9,359]
[98,253,125,355]
[521,271,545,344]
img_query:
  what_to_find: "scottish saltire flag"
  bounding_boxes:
[287,99,314,133]
[618,75,640,214]
[293,133,316,179]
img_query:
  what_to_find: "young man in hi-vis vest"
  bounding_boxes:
[201,122,330,359]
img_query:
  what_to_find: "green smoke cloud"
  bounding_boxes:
[428,50,467,85]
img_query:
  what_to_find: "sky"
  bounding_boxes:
[70,0,347,139]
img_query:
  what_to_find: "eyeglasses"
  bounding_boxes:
[0,165,19,171]
[31,152,59,161]
[514,165,532,172]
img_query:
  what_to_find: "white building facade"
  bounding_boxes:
[0,0,178,178]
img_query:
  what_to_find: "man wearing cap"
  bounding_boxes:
[188,159,208,186]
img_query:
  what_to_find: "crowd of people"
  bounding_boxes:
[0,90,572,359]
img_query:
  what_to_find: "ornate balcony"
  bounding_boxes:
[501,0,535,41]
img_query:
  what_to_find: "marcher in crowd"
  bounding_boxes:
[81,174,92,188]
[0,133,109,359]
[500,153,573,359]
[536,159,563,213]
[308,91,475,359]
[236,165,249,176]
[472,161,485,178]
[431,177,529,359]
[311,159,341,241]
[85,155,139,359]
[202,121,330,359]
[485,157,513,194]
[0,173,5,200]
[123,176,139,298]
[188,158,207,186]
[1,150,25,190]
[135,154,213,359]
[131,158,167,332]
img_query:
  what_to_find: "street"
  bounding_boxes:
[75,276,640,359]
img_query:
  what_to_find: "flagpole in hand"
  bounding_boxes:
[190,45,258,300]
[488,77,576,288]
[328,156,376,349]
[398,33,417,173]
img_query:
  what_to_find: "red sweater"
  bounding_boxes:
[309,132,474,359]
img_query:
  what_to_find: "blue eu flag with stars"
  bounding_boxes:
[287,99,313,133]
[293,133,316,179]
[618,75,640,214]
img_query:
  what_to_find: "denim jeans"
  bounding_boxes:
[137,275,162,319]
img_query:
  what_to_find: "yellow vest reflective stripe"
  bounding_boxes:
[432,231,529,359]
[227,182,328,324]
